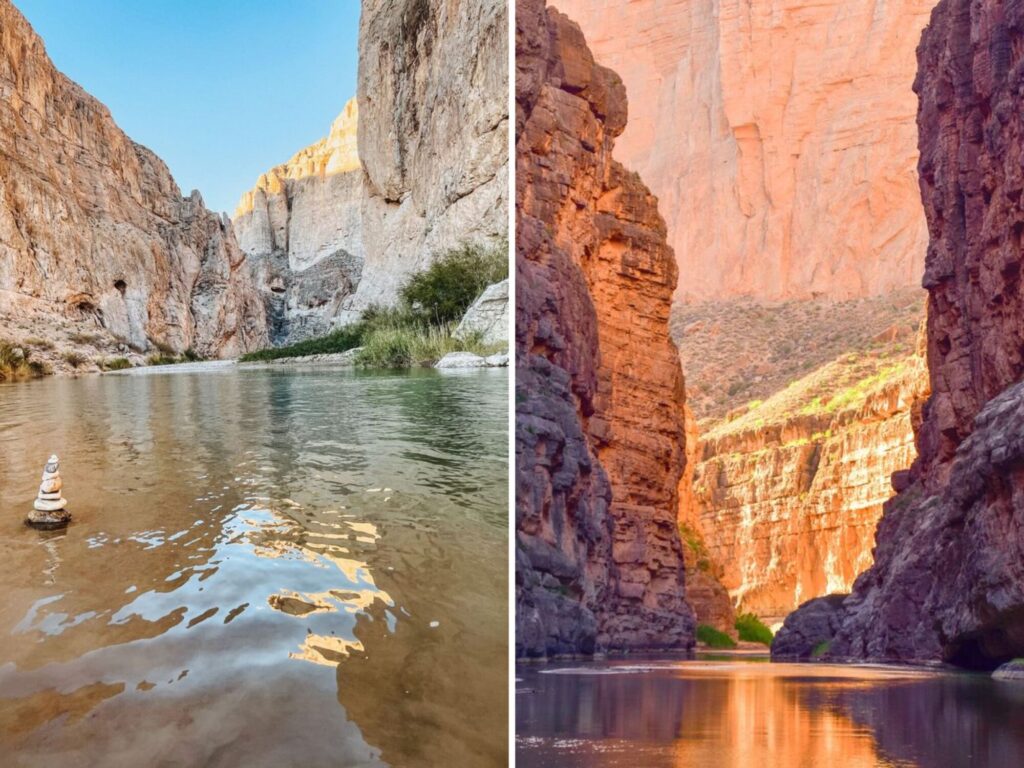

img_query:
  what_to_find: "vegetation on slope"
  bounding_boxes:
[671,288,924,422]
[240,240,509,368]
[697,624,738,649]
[0,342,49,382]
[735,613,774,646]
[706,349,924,441]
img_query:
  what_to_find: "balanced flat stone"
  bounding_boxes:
[26,454,71,529]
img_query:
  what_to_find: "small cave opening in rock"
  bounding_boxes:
[946,609,1024,671]
[114,279,127,295]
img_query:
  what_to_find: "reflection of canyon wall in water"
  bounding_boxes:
[515,0,694,657]
[555,0,933,301]
[0,0,267,362]
[233,99,364,345]
[518,669,983,767]
[777,0,1024,668]
[694,358,928,618]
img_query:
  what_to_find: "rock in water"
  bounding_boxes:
[26,455,71,529]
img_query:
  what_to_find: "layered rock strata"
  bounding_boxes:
[233,100,364,344]
[775,0,1024,668]
[695,357,928,619]
[556,0,934,302]
[515,0,694,657]
[348,0,509,316]
[0,0,267,360]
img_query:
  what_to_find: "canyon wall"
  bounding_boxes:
[555,0,933,301]
[775,0,1024,668]
[515,0,694,657]
[0,0,267,364]
[695,357,927,619]
[233,100,363,344]
[347,0,508,316]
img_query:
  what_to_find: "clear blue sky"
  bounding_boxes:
[17,0,361,214]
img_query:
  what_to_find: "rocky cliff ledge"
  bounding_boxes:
[515,0,694,657]
[347,0,508,316]
[233,100,363,344]
[0,0,267,365]
[775,0,1024,668]
[556,0,934,302]
[694,353,928,620]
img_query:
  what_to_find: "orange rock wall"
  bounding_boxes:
[555,0,934,301]
[516,0,694,656]
[695,361,928,618]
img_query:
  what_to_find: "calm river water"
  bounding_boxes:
[516,656,1024,767]
[0,364,508,767]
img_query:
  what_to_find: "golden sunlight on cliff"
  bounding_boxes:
[234,97,361,219]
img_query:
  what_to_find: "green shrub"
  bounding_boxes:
[678,522,712,573]
[811,641,830,659]
[399,239,508,324]
[0,342,38,382]
[69,331,103,345]
[697,624,737,649]
[24,337,54,350]
[735,613,774,646]
[355,322,496,369]
[102,357,132,371]
[62,351,87,368]
[239,323,366,363]
[146,354,178,366]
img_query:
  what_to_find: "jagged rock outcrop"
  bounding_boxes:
[515,0,694,657]
[555,0,933,302]
[695,356,928,619]
[454,278,508,347]
[775,0,1024,669]
[347,0,508,316]
[233,100,363,345]
[0,0,266,363]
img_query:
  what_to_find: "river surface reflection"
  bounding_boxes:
[0,365,508,767]
[516,656,1024,767]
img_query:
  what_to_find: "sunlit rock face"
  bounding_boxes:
[233,100,364,344]
[0,0,267,360]
[777,0,1024,669]
[516,0,695,657]
[555,0,934,301]
[347,0,509,316]
[695,358,928,619]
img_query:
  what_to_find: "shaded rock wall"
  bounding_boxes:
[555,0,934,302]
[515,0,694,657]
[695,360,928,619]
[0,0,266,360]
[348,0,508,316]
[776,0,1024,668]
[233,100,363,345]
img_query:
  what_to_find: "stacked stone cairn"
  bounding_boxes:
[26,454,71,529]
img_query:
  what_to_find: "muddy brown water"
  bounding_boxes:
[0,364,508,767]
[516,656,1024,767]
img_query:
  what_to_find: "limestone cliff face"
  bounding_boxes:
[348,0,508,316]
[695,358,928,619]
[0,0,266,362]
[555,0,933,301]
[775,0,1024,668]
[515,0,694,657]
[233,100,363,344]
